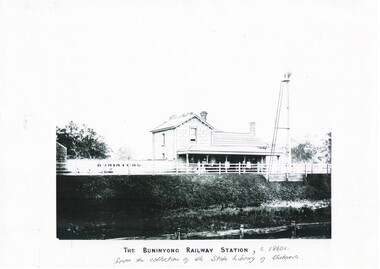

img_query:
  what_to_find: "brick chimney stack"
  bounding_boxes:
[200,111,208,122]
[249,122,256,136]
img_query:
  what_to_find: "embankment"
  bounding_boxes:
[57,173,330,239]
[57,173,330,216]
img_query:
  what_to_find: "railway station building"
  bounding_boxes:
[151,111,282,165]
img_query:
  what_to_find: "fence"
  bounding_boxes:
[57,160,331,176]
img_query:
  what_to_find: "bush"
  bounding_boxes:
[57,174,331,222]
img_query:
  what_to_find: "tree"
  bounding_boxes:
[291,141,318,163]
[319,131,332,163]
[114,147,134,161]
[56,121,111,159]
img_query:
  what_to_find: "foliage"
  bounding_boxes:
[57,174,331,239]
[56,121,111,159]
[57,174,331,219]
[291,132,332,164]
[291,141,318,163]
[114,147,134,160]
[319,132,332,163]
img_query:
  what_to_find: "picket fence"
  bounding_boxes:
[57,160,331,176]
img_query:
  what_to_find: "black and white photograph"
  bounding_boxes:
[1,0,378,267]
[56,78,332,240]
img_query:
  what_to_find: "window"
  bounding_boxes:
[190,127,197,142]
[162,133,165,146]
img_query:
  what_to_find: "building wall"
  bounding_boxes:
[176,118,212,149]
[152,117,213,160]
[152,129,175,160]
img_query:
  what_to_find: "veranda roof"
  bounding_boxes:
[177,145,283,156]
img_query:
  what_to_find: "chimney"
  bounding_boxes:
[249,122,256,136]
[200,111,208,122]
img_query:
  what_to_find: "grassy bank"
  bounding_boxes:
[57,174,331,239]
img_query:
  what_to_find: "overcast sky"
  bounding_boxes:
[1,0,377,159]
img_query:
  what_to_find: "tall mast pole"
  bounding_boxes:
[283,72,292,168]
[269,72,292,181]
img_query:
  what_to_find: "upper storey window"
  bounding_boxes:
[190,127,197,142]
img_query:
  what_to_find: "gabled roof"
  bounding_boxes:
[56,141,67,149]
[151,113,214,133]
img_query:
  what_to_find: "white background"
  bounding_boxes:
[0,0,378,267]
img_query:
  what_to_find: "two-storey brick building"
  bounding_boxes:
[151,111,280,165]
